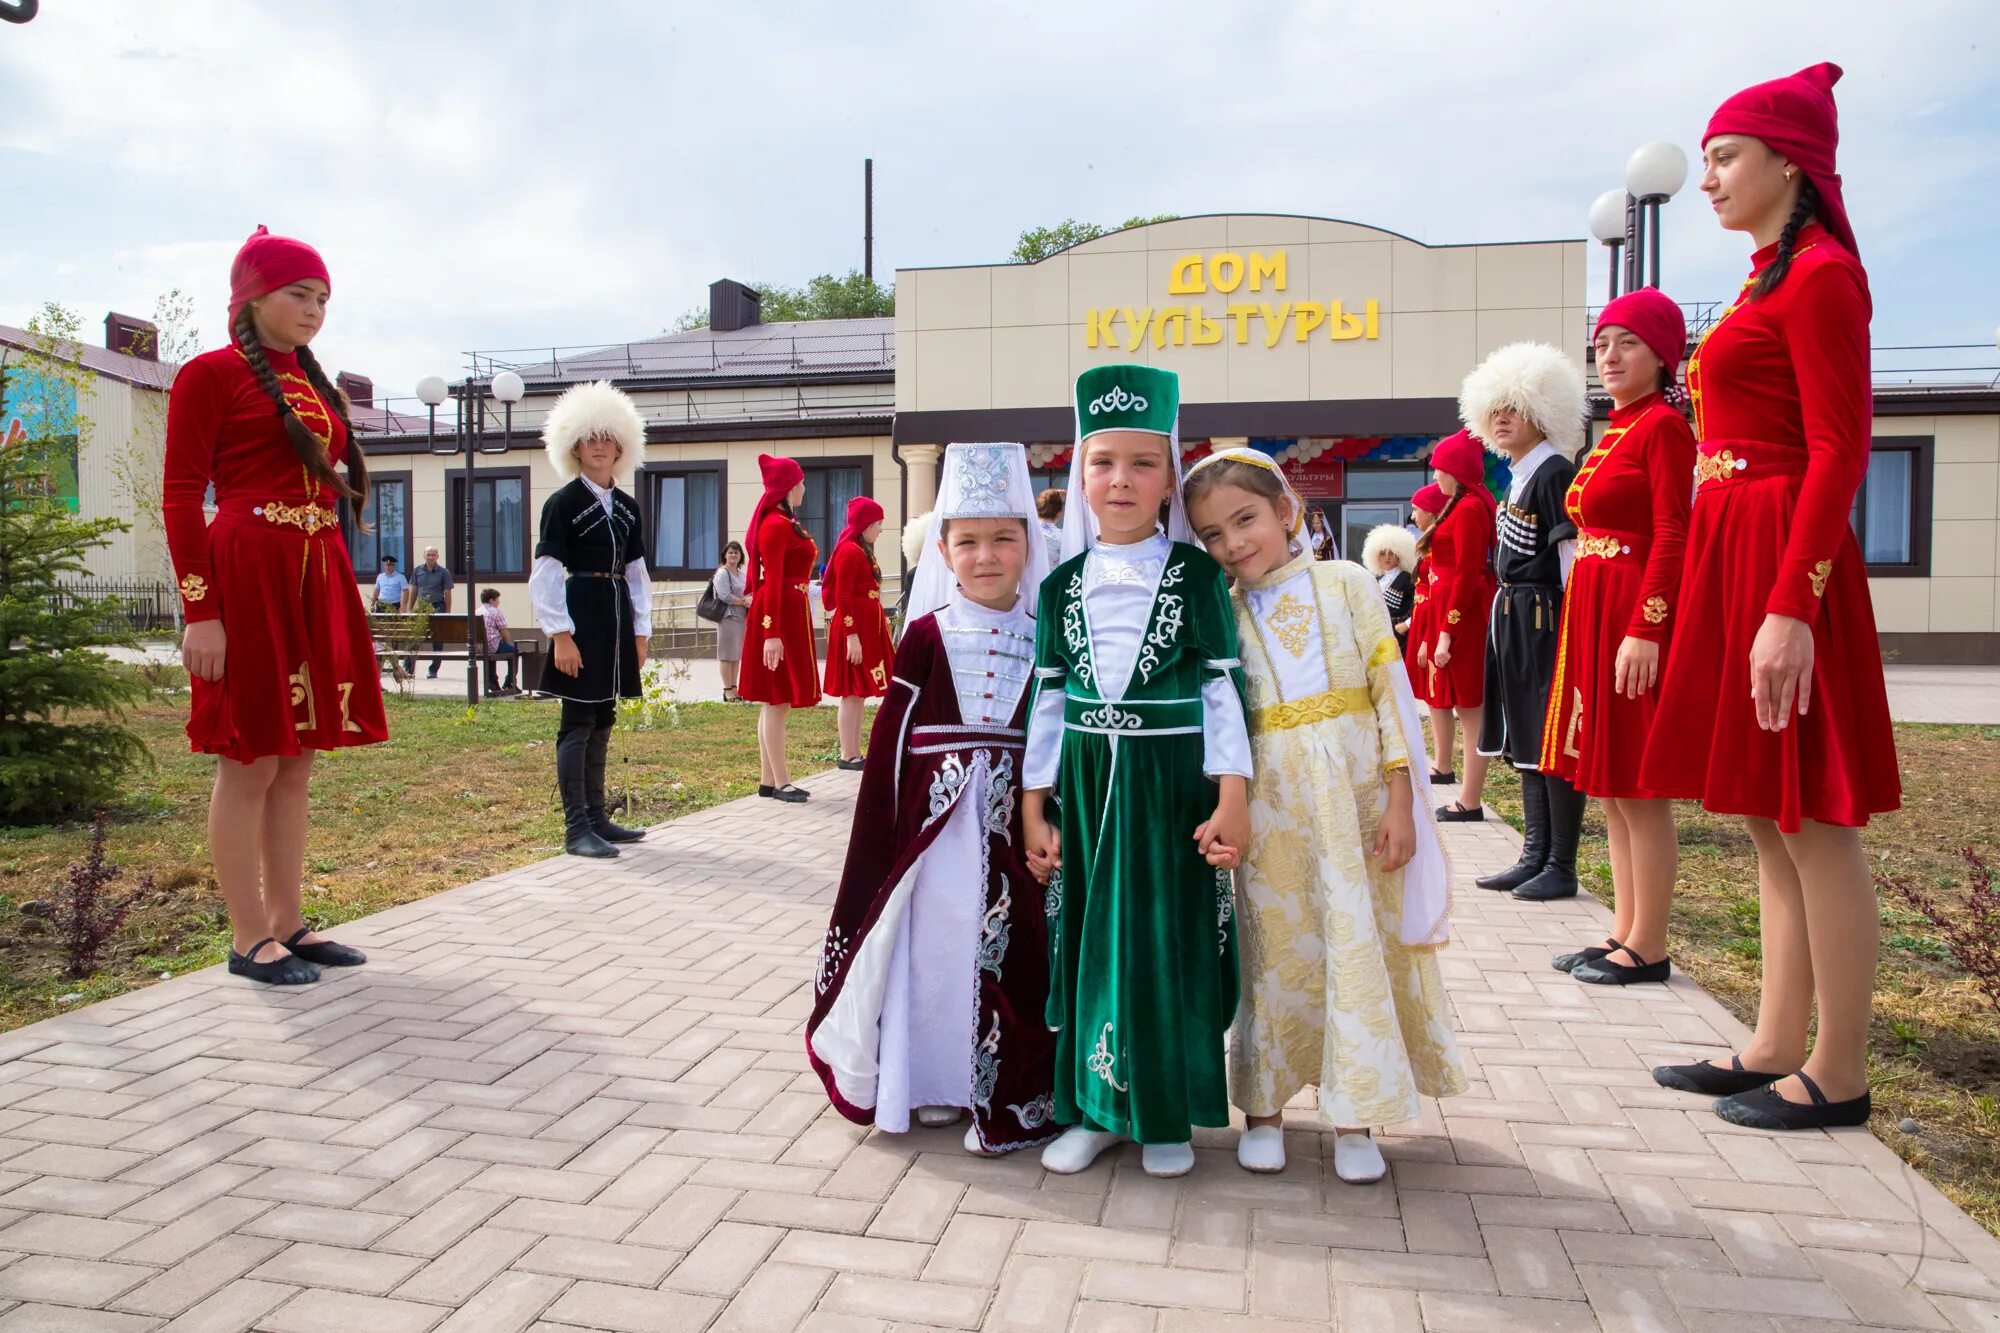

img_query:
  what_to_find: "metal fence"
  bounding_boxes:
[50,579,178,634]
[646,579,905,656]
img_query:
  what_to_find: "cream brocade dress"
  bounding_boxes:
[1228,551,1466,1128]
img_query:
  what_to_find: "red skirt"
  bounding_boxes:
[1642,473,1899,831]
[188,508,389,762]
[740,586,821,707]
[822,639,891,698]
[1423,587,1489,709]
[1539,548,1664,799]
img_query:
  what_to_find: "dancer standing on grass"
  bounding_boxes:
[739,454,820,802]
[165,225,381,985]
[1543,289,1695,984]
[821,495,893,770]
[1646,64,1898,1131]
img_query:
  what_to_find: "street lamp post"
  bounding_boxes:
[420,370,523,706]
[1589,189,1629,302]
[482,372,525,707]
[1625,141,1690,290]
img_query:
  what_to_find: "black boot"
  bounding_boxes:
[586,725,644,843]
[1515,772,1584,901]
[1476,769,1549,892]
[558,724,618,858]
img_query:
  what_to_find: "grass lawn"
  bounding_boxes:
[0,688,841,1035]
[1470,722,2000,1238]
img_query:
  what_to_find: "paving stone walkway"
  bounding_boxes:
[2,773,1997,1332]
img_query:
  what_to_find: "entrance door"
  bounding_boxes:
[1341,502,1406,568]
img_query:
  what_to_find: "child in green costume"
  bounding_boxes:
[1022,363,1253,1179]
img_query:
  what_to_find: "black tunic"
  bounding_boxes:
[535,477,645,703]
[1479,452,1577,767]
[1381,569,1415,655]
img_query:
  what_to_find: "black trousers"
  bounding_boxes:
[1478,582,1563,768]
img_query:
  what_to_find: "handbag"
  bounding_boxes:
[696,581,727,623]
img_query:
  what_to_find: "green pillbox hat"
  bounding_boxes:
[1075,364,1179,442]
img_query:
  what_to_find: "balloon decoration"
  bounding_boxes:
[1028,434,1440,474]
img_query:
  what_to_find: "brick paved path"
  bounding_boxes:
[2,773,1997,1331]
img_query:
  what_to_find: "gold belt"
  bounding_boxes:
[257,501,339,534]
[1577,532,1632,560]
[1250,685,1374,735]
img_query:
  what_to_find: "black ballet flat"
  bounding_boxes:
[1652,1054,1786,1098]
[836,758,866,771]
[1430,770,1456,784]
[282,928,366,968]
[1552,939,1621,974]
[1436,801,1485,822]
[762,784,809,803]
[228,938,320,986]
[1714,1072,1871,1131]
[1571,948,1670,986]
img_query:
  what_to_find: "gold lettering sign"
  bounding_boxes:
[1086,250,1381,350]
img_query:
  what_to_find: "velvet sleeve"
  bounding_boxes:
[1769,259,1873,624]
[748,511,794,633]
[823,543,859,653]
[162,358,227,623]
[532,490,573,567]
[1440,502,1492,631]
[1627,411,1698,642]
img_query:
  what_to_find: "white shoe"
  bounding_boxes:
[916,1105,962,1128]
[964,1122,999,1156]
[1236,1124,1287,1173]
[1141,1141,1195,1178]
[1332,1130,1385,1183]
[1041,1126,1124,1174]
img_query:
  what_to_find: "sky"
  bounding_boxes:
[3,1,1997,404]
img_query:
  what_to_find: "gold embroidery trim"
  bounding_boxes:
[1562,686,1584,759]
[1577,532,1626,560]
[869,663,887,688]
[1446,609,1462,625]
[337,681,362,733]
[1366,636,1400,672]
[761,615,773,629]
[1808,559,1833,598]
[261,501,339,534]
[1265,592,1313,658]
[289,662,318,732]
[867,589,879,600]
[179,573,209,602]
[1695,449,1741,487]
[842,614,854,627]
[1642,595,1669,625]
[1250,686,1374,735]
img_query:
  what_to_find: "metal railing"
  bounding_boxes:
[50,579,178,634]
[351,382,896,441]
[646,579,906,655]
[465,324,896,384]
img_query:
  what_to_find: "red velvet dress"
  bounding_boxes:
[1423,495,1494,709]
[163,346,388,761]
[1407,556,1437,705]
[1539,394,1695,798]
[821,538,893,698]
[739,506,821,706]
[1643,225,1899,830]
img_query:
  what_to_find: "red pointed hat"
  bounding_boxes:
[1704,62,1857,257]
[1594,287,1689,377]
[228,225,330,325]
[1430,430,1485,490]
[1410,483,1447,518]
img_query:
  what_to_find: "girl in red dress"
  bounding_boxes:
[1421,431,1496,821]
[1405,483,1446,771]
[1644,64,1899,1130]
[739,454,820,802]
[165,226,384,985]
[1541,289,1696,985]
[821,495,893,769]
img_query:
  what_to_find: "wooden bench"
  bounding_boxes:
[369,612,546,685]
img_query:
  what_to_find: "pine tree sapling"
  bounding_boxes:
[1879,848,2000,1018]
[54,811,148,978]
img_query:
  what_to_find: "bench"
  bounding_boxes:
[369,612,548,689]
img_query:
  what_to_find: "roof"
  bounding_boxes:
[0,323,177,391]
[475,317,895,387]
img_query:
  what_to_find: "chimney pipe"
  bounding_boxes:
[334,371,374,407]
[104,312,159,361]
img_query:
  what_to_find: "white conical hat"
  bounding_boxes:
[903,442,1051,624]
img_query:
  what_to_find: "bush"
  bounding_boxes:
[53,811,149,977]
[1879,848,2000,1018]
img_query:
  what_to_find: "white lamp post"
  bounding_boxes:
[1625,141,1689,290]
[1589,188,1629,303]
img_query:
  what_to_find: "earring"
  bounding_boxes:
[1784,169,1795,182]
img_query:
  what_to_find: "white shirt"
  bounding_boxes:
[934,593,1035,728]
[1245,565,1333,703]
[1506,440,1576,587]
[1023,534,1251,789]
[527,475,653,637]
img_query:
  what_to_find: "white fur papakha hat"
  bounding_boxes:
[1363,523,1418,577]
[542,380,645,484]
[1458,343,1589,460]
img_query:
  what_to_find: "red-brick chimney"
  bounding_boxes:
[334,371,374,407]
[104,312,159,361]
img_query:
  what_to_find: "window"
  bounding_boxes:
[1848,437,1932,577]
[645,463,725,577]
[1344,465,1427,502]
[342,472,410,580]
[798,459,870,571]
[446,467,530,579]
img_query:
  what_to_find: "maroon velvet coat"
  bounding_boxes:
[804,613,1057,1152]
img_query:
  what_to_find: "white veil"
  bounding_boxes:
[902,442,1051,626]
[1056,421,1194,563]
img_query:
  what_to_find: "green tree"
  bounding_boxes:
[1010,214,1181,264]
[110,289,201,628]
[672,269,895,332]
[0,303,148,824]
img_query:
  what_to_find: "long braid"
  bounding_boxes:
[231,307,361,506]
[293,341,369,513]
[1749,177,1820,302]
[1417,491,1459,558]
